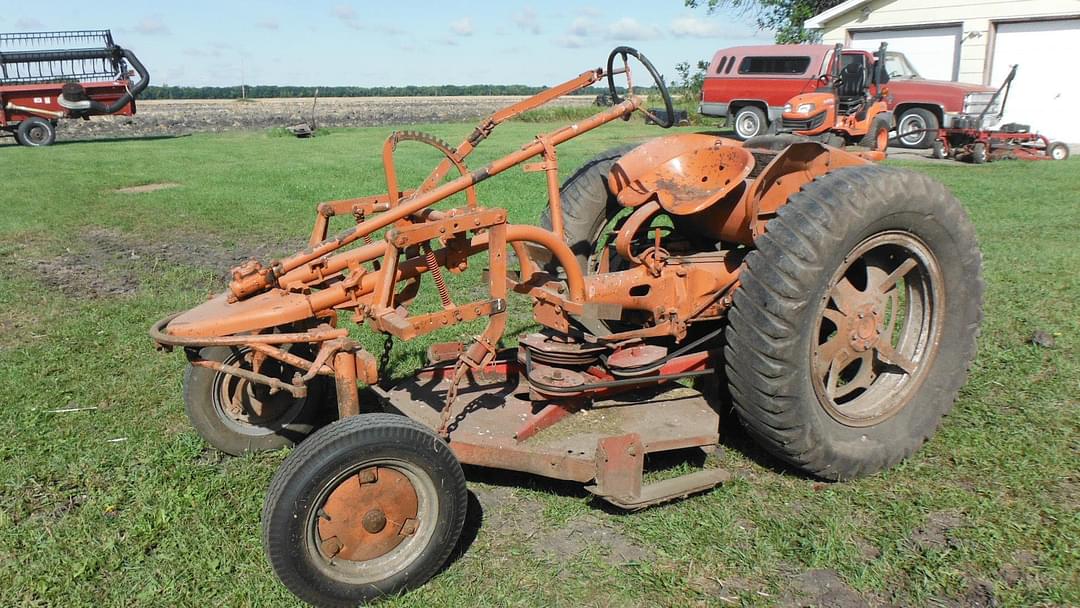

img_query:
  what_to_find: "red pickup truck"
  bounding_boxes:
[700,44,998,148]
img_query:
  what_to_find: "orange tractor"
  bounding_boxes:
[151,47,983,606]
[778,43,892,155]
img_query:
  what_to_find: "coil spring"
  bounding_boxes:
[423,243,452,308]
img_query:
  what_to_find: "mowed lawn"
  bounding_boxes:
[0,122,1077,607]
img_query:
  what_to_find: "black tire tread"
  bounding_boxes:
[725,165,983,479]
[262,413,467,607]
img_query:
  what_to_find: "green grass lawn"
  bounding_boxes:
[0,122,1077,607]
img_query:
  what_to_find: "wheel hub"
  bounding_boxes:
[848,304,881,352]
[317,466,419,562]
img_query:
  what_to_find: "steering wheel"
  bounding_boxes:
[606,47,675,128]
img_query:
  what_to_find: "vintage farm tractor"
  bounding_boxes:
[151,47,983,606]
[779,42,892,155]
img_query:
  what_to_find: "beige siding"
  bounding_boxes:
[818,0,1080,83]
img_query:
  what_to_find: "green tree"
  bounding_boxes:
[674,59,710,101]
[685,0,844,43]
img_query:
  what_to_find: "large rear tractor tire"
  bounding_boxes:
[183,345,330,455]
[725,165,983,480]
[262,414,467,607]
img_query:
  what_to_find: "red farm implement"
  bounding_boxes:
[0,29,149,146]
[931,65,1069,163]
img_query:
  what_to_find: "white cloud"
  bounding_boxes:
[669,15,725,38]
[557,35,591,49]
[450,17,474,36]
[513,7,541,35]
[134,17,170,35]
[608,17,661,41]
[256,18,279,31]
[568,16,595,37]
[332,4,361,30]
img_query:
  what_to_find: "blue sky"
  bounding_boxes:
[1,1,771,87]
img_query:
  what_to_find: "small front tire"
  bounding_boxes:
[971,142,988,164]
[262,414,468,607]
[1048,141,1069,161]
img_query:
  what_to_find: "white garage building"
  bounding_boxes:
[806,0,1080,142]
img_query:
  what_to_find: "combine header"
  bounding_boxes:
[0,29,149,146]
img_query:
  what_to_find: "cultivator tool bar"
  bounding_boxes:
[150,45,983,606]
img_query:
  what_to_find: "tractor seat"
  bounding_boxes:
[836,62,866,115]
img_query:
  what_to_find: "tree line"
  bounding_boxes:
[139,84,617,100]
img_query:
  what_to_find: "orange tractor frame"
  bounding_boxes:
[150,47,983,607]
[779,42,892,155]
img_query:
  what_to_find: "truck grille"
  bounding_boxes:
[781,112,827,132]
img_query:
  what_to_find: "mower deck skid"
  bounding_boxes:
[376,358,727,509]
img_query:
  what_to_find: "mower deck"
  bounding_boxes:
[375,360,728,509]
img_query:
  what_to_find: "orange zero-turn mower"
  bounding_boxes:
[778,42,893,158]
[150,46,983,607]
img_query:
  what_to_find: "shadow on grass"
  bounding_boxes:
[48,134,192,147]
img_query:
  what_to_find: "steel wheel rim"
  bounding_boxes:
[898,115,925,146]
[810,231,944,426]
[875,128,888,151]
[28,125,47,144]
[306,458,437,584]
[210,348,307,435]
[1051,146,1065,160]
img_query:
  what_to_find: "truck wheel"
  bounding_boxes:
[17,117,57,147]
[894,108,938,149]
[971,142,987,164]
[1048,141,1069,161]
[183,345,329,455]
[540,145,636,274]
[263,414,467,607]
[725,165,983,480]
[732,106,767,141]
[860,117,891,151]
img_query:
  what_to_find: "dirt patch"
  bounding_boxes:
[998,550,1038,587]
[909,511,965,551]
[470,483,651,565]
[112,182,181,194]
[931,578,998,608]
[781,569,869,608]
[14,227,297,299]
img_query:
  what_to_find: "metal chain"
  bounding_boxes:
[377,333,394,387]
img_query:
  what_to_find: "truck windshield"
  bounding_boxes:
[885,52,921,79]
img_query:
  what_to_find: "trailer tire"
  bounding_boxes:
[893,108,937,149]
[263,413,467,607]
[725,165,983,480]
[931,140,947,160]
[1048,141,1069,161]
[17,117,56,147]
[971,142,987,164]
[539,145,636,275]
[183,345,330,455]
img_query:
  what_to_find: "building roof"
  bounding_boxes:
[804,0,877,29]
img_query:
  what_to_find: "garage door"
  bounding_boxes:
[851,26,961,81]
[991,19,1080,143]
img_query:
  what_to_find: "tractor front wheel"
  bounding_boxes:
[971,142,988,164]
[725,165,983,479]
[1048,141,1070,161]
[860,117,891,152]
[183,345,329,455]
[262,414,467,607]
